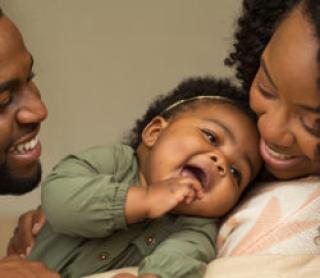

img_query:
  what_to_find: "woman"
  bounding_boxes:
[8,0,320,276]
[226,0,320,180]
[215,0,320,258]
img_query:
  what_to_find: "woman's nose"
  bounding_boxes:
[210,153,227,176]
[260,106,295,147]
[16,85,48,126]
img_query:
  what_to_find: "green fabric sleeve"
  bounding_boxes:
[138,217,218,278]
[42,145,138,238]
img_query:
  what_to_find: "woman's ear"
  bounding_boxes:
[141,116,168,148]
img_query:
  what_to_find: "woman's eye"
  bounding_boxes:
[300,116,320,138]
[230,166,242,186]
[202,130,217,145]
[257,82,276,99]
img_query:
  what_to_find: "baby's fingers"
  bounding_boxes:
[183,185,196,204]
[186,179,204,199]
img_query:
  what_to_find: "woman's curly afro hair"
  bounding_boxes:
[225,0,320,92]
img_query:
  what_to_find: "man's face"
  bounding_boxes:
[0,16,47,195]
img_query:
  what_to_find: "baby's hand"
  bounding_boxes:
[146,177,203,218]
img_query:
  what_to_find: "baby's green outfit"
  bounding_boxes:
[29,144,218,278]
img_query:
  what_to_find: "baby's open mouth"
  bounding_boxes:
[181,165,208,190]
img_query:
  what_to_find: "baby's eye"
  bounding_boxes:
[230,166,242,186]
[202,129,217,145]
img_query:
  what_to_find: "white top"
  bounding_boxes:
[217,176,320,256]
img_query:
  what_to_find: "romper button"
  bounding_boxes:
[145,235,155,246]
[313,235,320,246]
[99,252,109,261]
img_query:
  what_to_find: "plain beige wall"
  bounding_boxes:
[0,0,241,254]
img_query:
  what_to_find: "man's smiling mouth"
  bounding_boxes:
[10,136,39,155]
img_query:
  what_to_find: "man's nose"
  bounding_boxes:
[16,85,48,125]
[210,153,227,176]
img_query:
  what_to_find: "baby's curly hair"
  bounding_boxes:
[225,0,320,92]
[126,77,256,150]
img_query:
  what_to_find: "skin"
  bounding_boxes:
[0,15,47,194]
[116,102,261,278]
[0,256,59,278]
[125,102,262,224]
[9,101,261,278]
[7,207,45,256]
[11,3,320,276]
[0,14,59,278]
[250,5,320,179]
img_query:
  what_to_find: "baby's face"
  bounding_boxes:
[142,102,262,217]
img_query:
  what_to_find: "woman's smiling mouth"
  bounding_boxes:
[260,139,305,170]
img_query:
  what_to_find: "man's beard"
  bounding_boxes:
[0,163,42,195]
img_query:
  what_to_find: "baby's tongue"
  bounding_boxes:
[181,166,201,183]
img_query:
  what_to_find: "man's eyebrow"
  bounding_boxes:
[260,58,277,89]
[0,79,19,93]
[205,118,236,143]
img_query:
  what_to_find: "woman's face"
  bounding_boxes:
[250,6,320,179]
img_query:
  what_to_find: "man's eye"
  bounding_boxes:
[202,129,217,145]
[230,166,242,186]
[0,92,13,109]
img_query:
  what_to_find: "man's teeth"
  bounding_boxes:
[15,137,38,154]
[266,144,294,160]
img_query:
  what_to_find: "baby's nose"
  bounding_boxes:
[210,154,226,176]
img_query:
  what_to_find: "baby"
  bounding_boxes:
[29,77,262,278]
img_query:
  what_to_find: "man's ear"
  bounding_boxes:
[141,116,168,148]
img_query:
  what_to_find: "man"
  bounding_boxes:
[0,7,59,277]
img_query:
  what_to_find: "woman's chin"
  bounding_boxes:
[266,164,310,180]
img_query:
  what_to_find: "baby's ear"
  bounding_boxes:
[141,116,168,147]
